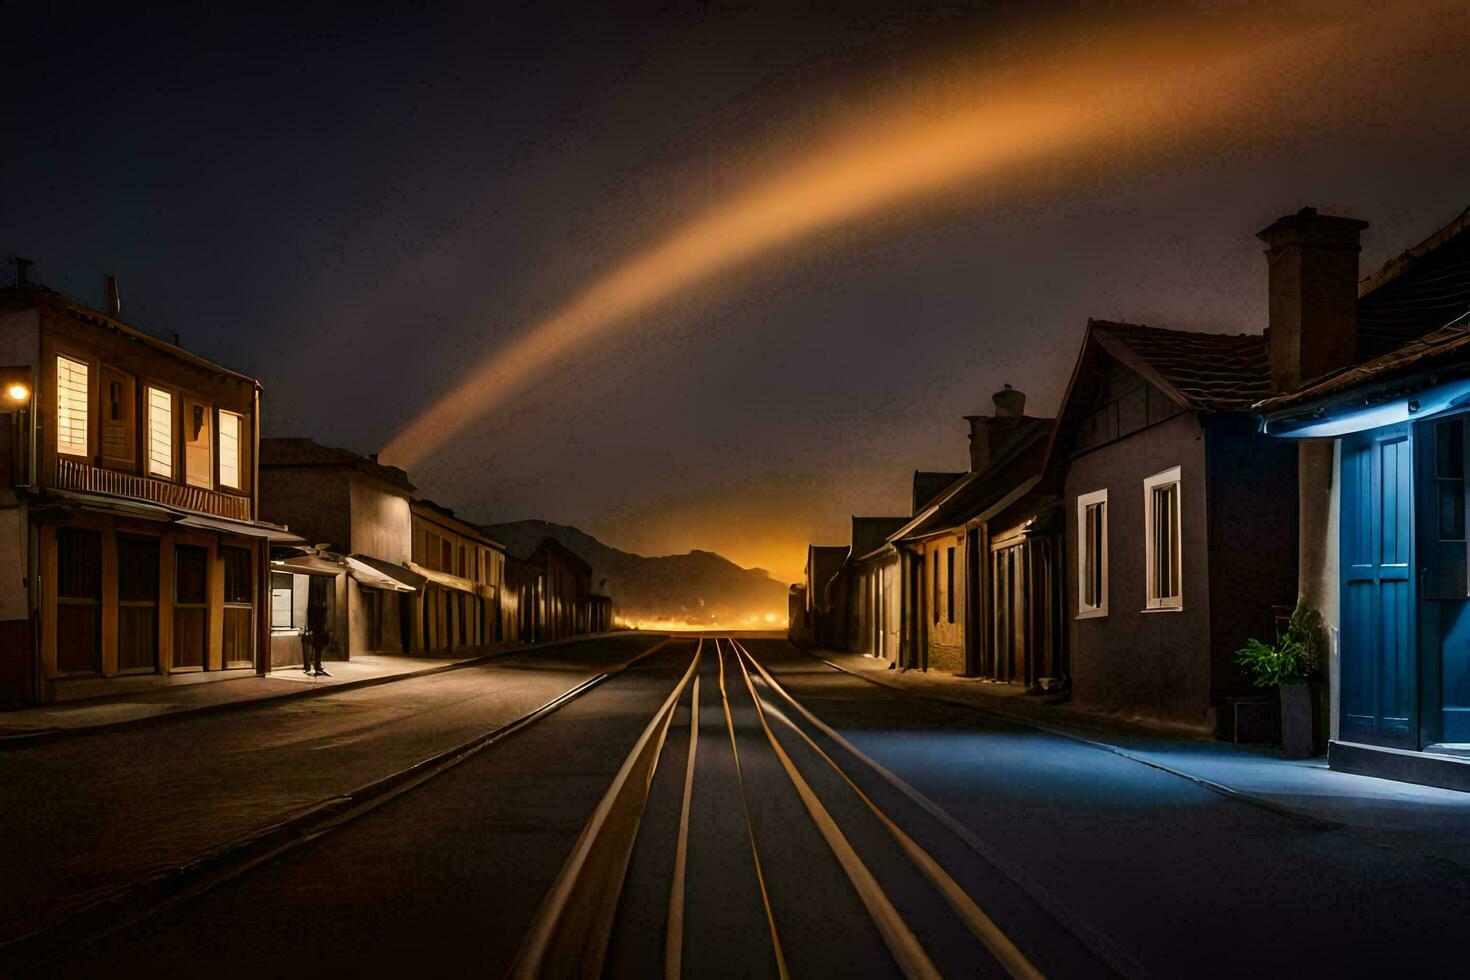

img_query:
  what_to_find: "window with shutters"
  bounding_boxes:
[101,368,135,469]
[184,398,212,489]
[147,387,173,478]
[1144,467,1182,610]
[1076,488,1108,617]
[173,544,208,668]
[117,536,159,672]
[56,527,102,673]
[56,355,89,457]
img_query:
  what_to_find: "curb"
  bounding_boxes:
[0,631,662,750]
[798,646,1340,832]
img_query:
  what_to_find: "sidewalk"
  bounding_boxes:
[815,648,1470,871]
[0,646,518,744]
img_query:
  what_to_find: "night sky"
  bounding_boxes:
[8,2,1470,584]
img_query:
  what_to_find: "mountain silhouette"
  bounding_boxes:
[480,519,788,627]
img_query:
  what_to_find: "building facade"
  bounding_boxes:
[0,282,297,704]
[1258,206,1470,788]
[409,499,506,652]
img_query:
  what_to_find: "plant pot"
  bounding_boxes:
[1279,683,1314,759]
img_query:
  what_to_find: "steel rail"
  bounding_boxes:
[728,640,941,980]
[730,639,1043,980]
[509,642,702,979]
[713,638,791,980]
[736,639,1145,979]
[664,639,701,980]
[3,637,679,977]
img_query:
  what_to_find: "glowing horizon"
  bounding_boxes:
[380,3,1412,471]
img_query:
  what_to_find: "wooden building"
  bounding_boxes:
[500,537,606,644]
[409,498,506,652]
[0,282,299,704]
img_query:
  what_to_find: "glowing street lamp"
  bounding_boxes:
[5,381,30,403]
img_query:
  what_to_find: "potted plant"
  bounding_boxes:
[1235,602,1324,759]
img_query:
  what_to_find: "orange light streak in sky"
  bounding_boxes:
[381,4,1400,470]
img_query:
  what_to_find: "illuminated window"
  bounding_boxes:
[270,572,294,629]
[1077,488,1108,617]
[184,399,212,488]
[1144,467,1182,609]
[146,387,173,478]
[219,410,243,490]
[56,355,89,457]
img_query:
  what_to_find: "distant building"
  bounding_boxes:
[499,536,607,643]
[792,544,846,649]
[0,281,299,704]
[409,498,507,651]
[889,387,1056,681]
[259,438,420,664]
[1257,206,1470,787]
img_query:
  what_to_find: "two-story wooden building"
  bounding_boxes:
[409,499,507,652]
[0,282,299,704]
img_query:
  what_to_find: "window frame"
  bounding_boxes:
[1143,466,1183,611]
[183,396,213,489]
[55,354,90,458]
[270,572,295,630]
[1076,487,1109,619]
[218,409,244,490]
[145,385,175,479]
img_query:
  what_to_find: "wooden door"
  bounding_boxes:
[1341,424,1416,747]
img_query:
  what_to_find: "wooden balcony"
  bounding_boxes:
[55,457,251,522]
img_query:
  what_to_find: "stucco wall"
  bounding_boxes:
[1065,411,1213,725]
[1203,414,1300,700]
[348,475,412,563]
[919,532,966,673]
[258,468,351,551]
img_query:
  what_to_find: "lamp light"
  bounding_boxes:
[5,382,29,403]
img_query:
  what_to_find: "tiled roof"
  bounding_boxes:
[1357,205,1470,360]
[1256,315,1470,414]
[1091,320,1271,412]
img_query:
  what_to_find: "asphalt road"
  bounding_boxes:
[11,636,1470,977]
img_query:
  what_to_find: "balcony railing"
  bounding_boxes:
[55,457,251,522]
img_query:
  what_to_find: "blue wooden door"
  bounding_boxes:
[1341,424,1417,748]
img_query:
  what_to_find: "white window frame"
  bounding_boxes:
[218,409,243,490]
[270,572,295,631]
[1143,466,1183,611]
[1076,488,1108,618]
[146,386,174,479]
[56,354,89,457]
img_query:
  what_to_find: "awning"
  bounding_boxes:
[271,555,346,577]
[175,513,306,543]
[346,555,423,593]
[410,562,478,595]
[32,489,179,522]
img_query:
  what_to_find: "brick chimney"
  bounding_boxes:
[1256,207,1368,391]
[967,384,1027,472]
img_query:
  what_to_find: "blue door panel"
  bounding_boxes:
[1340,425,1417,749]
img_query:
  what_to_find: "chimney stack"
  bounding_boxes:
[992,383,1025,417]
[1256,207,1368,391]
[105,276,121,318]
[966,384,1027,472]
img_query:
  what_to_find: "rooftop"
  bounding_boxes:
[1090,320,1272,413]
[260,438,415,493]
